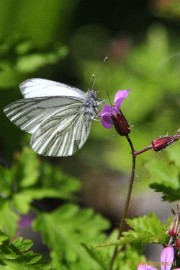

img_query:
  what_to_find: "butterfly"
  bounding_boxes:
[4,78,101,157]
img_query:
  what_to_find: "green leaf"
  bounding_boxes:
[37,162,81,200]
[121,212,167,246]
[15,45,68,73]
[150,183,180,202]
[83,230,146,270]
[12,147,40,188]
[89,214,167,269]
[145,158,180,202]
[168,143,180,167]
[82,232,120,270]
[0,233,52,270]
[98,213,167,249]
[12,237,33,252]
[33,204,110,269]
[0,147,81,216]
[0,200,19,236]
[0,231,8,245]
[82,244,108,270]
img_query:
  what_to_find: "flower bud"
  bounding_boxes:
[176,238,180,250]
[151,134,180,152]
[112,109,130,136]
[168,206,180,238]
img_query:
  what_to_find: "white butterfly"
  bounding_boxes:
[4,78,101,157]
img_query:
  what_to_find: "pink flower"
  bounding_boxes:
[160,246,174,270]
[137,247,174,270]
[99,90,130,136]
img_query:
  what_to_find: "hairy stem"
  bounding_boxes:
[133,145,152,157]
[108,135,136,270]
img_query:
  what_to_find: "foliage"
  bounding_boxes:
[0,148,112,269]
[0,148,81,236]
[0,231,51,270]
[121,213,168,246]
[146,158,180,202]
[79,24,180,172]
[0,145,179,269]
[84,242,146,270]
[0,0,179,270]
[33,204,109,269]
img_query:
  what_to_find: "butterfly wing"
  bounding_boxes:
[4,97,93,156]
[20,78,85,99]
[30,105,92,156]
[4,97,82,134]
[4,78,98,157]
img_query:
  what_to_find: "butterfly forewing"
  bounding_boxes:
[4,78,100,157]
[20,78,85,99]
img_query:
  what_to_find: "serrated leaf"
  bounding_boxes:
[121,212,167,245]
[82,232,119,270]
[89,214,167,269]
[168,143,180,166]
[82,244,109,270]
[12,237,33,251]
[12,147,40,188]
[145,159,180,202]
[15,45,68,73]
[0,235,51,269]
[84,231,146,270]
[150,183,180,201]
[0,231,8,245]
[13,188,65,214]
[0,147,82,218]
[0,148,39,201]
[0,165,14,198]
[37,162,81,199]
[33,204,110,269]
[99,213,168,249]
[0,200,19,236]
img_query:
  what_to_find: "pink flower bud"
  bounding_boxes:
[176,238,180,250]
[151,133,180,152]
[168,206,180,237]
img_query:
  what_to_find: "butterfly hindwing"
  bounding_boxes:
[4,97,82,134]
[30,108,92,156]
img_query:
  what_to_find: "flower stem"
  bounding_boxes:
[108,135,136,270]
[133,145,152,157]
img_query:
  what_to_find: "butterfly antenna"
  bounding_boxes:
[90,57,109,89]
[104,88,113,105]
[104,56,108,64]
[91,74,96,89]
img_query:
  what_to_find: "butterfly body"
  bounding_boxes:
[4,79,100,157]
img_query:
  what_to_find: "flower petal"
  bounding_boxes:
[100,112,114,128]
[160,247,174,270]
[99,104,115,116]
[114,90,129,111]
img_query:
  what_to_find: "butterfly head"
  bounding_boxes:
[84,90,101,118]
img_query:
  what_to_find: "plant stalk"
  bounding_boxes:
[108,135,136,270]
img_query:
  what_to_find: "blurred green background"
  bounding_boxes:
[0,0,180,221]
